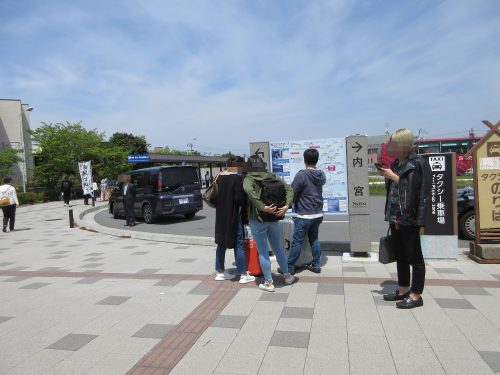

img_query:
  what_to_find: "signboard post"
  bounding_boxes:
[421,153,459,258]
[128,154,151,163]
[249,142,271,172]
[346,135,371,254]
[466,120,500,263]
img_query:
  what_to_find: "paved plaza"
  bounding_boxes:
[1,202,500,374]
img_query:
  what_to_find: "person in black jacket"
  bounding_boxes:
[214,156,255,284]
[378,128,431,309]
[122,175,136,227]
[60,177,72,207]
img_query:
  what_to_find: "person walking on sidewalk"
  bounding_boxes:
[0,177,19,233]
[243,155,295,292]
[287,148,326,274]
[60,177,72,207]
[378,128,431,309]
[214,156,256,284]
[122,175,136,227]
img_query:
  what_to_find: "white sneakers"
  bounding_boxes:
[214,272,236,281]
[284,275,296,285]
[214,272,256,284]
[239,274,256,284]
[259,281,275,292]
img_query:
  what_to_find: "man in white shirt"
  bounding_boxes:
[0,177,20,233]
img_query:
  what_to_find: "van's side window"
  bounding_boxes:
[144,173,159,190]
[132,173,144,188]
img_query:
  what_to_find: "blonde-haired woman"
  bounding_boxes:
[378,129,431,309]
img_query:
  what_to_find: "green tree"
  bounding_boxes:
[108,132,149,154]
[31,122,131,189]
[0,148,22,178]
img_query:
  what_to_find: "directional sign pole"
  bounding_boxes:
[346,135,371,255]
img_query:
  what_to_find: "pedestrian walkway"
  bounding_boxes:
[0,202,499,374]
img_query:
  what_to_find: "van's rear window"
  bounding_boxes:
[161,168,199,191]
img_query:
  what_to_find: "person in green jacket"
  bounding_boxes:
[243,155,296,292]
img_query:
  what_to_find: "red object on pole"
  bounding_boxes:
[244,239,262,276]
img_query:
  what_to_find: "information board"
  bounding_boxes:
[270,138,348,215]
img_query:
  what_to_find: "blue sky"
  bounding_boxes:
[1,0,499,154]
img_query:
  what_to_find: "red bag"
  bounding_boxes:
[244,239,262,276]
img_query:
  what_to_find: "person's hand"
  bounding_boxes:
[276,205,289,217]
[16,204,20,208]
[378,167,398,182]
[262,204,277,213]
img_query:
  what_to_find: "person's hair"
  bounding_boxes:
[303,149,319,166]
[228,155,245,167]
[246,155,267,172]
[3,177,12,184]
[389,128,415,151]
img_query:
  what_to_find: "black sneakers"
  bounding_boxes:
[397,296,424,309]
[383,290,410,301]
[306,264,321,274]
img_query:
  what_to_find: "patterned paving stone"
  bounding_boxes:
[281,307,314,319]
[52,251,70,254]
[492,274,500,281]
[211,315,247,329]
[317,283,344,295]
[343,266,365,272]
[132,324,175,339]
[131,251,149,255]
[136,268,161,274]
[433,268,463,274]
[86,252,104,255]
[8,266,29,271]
[155,279,181,287]
[81,263,103,268]
[20,282,50,289]
[48,255,67,259]
[259,293,289,302]
[96,296,131,305]
[38,267,68,272]
[177,258,196,263]
[269,331,310,348]
[435,298,475,309]
[0,262,14,267]
[47,333,98,351]
[83,257,103,262]
[478,351,500,372]
[4,276,32,282]
[122,246,138,249]
[0,316,13,324]
[454,286,491,296]
[188,284,216,295]
[175,246,190,249]
[74,277,103,284]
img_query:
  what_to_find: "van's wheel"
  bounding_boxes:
[184,212,195,219]
[143,203,154,224]
[459,210,475,240]
[112,203,120,219]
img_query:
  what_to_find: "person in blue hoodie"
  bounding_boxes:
[287,149,326,274]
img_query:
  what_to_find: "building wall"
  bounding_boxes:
[0,99,34,185]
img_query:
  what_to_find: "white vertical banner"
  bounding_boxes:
[78,161,93,196]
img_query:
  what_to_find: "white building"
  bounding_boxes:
[0,99,34,190]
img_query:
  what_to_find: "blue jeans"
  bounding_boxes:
[215,216,247,274]
[288,217,323,270]
[249,219,289,282]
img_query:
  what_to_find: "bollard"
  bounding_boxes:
[92,196,95,207]
[69,208,74,228]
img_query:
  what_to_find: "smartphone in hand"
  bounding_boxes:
[374,162,386,170]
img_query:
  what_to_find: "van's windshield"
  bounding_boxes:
[161,168,199,192]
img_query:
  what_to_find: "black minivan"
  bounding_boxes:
[109,166,203,223]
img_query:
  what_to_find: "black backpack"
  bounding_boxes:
[257,180,287,222]
[62,181,70,190]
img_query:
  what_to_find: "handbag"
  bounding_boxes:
[202,174,220,208]
[0,197,9,206]
[379,227,396,264]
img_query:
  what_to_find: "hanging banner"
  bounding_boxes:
[270,138,348,215]
[78,161,93,196]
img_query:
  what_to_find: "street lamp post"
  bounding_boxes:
[19,106,33,193]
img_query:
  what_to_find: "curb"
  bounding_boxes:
[75,205,215,246]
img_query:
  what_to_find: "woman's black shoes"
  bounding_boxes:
[396,296,423,309]
[383,290,410,301]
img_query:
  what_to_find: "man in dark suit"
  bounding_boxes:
[122,175,136,227]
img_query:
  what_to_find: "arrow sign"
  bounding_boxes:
[255,148,265,158]
[352,142,362,152]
